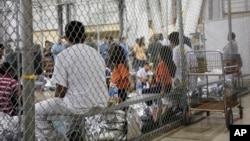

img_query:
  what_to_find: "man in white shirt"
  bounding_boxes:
[223,32,238,55]
[136,62,153,88]
[168,32,197,92]
[35,21,108,139]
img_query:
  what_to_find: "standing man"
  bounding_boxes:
[223,32,242,75]
[51,37,66,62]
[119,37,129,61]
[168,32,197,91]
[147,34,163,69]
[223,32,238,55]
[35,21,108,139]
[99,36,111,66]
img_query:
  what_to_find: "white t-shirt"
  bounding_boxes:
[136,68,153,82]
[173,44,197,91]
[51,44,108,113]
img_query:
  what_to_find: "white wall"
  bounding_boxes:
[204,16,250,74]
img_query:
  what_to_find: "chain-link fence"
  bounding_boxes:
[0,0,250,140]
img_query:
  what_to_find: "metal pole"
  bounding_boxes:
[166,0,168,36]
[15,0,23,134]
[177,0,185,86]
[66,3,71,24]
[118,0,125,39]
[227,0,232,51]
[20,0,35,140]
[57,0,63,37]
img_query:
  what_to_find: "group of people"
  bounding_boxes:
[0,18,240,140]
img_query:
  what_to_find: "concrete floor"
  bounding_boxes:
[153,93,250,141]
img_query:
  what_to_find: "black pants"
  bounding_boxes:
[118,89,127,102]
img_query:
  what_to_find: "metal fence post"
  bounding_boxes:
[20,0,35,140]
[227,0,232,49]
[118,0,125,39]
[57,0,63,37]
[177,0,186,87]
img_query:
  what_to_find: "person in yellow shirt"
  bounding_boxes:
[133,37,148,71]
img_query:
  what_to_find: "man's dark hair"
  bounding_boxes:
[0,62,13,75]
[228,32,236,40]
[0,43,4,50]
[168,32,179,45]
[65,21,85,44]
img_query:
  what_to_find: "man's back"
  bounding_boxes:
[52,44,108,112]
[148,41,162,68]
[223,40,238,54]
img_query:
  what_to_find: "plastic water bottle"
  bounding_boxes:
[113,86,119,104]
[108,85,118,104]
[136,81,143,95]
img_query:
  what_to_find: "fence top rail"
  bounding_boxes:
[45,89,185,118]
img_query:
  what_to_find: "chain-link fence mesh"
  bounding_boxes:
[0,0,249,140]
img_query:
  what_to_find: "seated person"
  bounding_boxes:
[136,62,154,89]
[142,47,174,94]
[0,62,20,116]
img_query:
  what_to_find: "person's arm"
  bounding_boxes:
[51,53,68,97]
[160,76,167,97]
[54,84,67,98]
[127,74,135,92]
[51,44,61,55]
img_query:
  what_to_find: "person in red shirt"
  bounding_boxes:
[0,62,19,116]
[108,44,134,103]
[142,46,175,95]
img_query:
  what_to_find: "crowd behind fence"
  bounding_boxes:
[0,0,250,141]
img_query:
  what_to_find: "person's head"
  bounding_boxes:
[227,32,236,41]
[0,62,14,77]
[138,37,145,47]
[158,46,173,63]
[34,44,41,52]
[158,33,164,41]
[103,36,109,43]
[168,32,179,48]
[65,21,86,45]
[108,36,114,44]
[45,40,51,47]
[108,43,127,67]
[184,36,192,48]
[143,62,151,72]
[120,37,126,43]
[135,38,140,44]
[0,44,4,58]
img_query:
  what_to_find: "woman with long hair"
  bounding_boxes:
[108,44,134,103]
[142,46,175,95]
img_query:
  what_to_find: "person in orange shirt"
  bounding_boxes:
[108,44,134,103]
[142,46,175,95]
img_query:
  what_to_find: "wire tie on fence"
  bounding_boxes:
[182,80,187,85]
[180,48,185,53]
[22,74,37,80]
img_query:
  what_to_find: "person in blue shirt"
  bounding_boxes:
[51,38,66,62]
[119,37,129,62]
[99,36,113,66]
